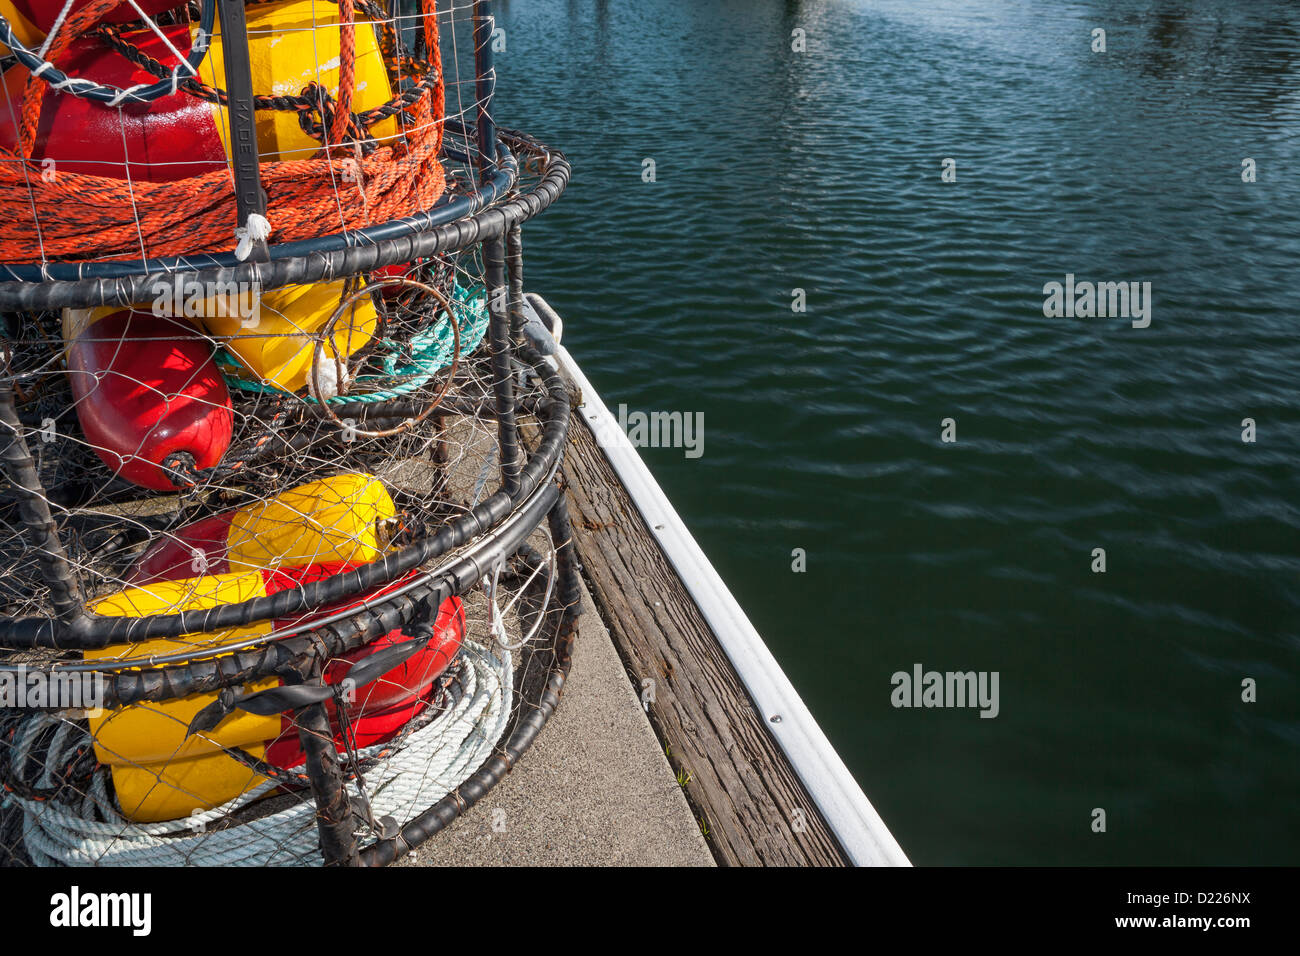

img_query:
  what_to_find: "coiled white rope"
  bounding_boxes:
[3,639,512,866]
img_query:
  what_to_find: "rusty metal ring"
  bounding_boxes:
[310,275,461,439]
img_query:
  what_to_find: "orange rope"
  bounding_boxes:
[0,0,445,265]
[18,0,123,158]
[328,0,355,149]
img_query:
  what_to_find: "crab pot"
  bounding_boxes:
[0,0,577,866]
[0,325,579,865]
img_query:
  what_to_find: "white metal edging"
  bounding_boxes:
[549,333,910,867]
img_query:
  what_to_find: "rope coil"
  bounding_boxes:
[3,639,512,866]
[0,0,446,265]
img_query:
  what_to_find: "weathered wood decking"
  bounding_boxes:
[559,382,849,866]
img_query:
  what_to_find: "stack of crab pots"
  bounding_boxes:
[0,0,577,866]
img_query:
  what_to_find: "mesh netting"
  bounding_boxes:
[0,0,577,866]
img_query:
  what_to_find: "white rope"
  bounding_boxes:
[5,639,512,866]
[35,0,76,60]
[485,543,556,652]
[25,58,153,105]
[234,213,273,261]
[122,0,202,82]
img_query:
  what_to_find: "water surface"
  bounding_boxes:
[487,0,1300,864]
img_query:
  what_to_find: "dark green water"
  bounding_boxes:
[488,0,1300,864]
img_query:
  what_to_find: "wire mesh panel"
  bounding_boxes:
[0,0,576,866]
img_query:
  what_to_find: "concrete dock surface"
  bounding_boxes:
[404,585,714,867]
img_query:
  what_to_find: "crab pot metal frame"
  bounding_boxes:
[0,0,579,866]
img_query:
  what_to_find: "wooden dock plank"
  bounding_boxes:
[560,393,848,866]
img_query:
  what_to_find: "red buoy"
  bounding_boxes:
[128,512,233,582]
[65,309,233,491]
[0,25,227,183]
[261,562,467,768]
[125,541,465,770]
[1,0,180,40]
[263,586,466,770]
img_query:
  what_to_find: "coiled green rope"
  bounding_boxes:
[222,282,488,405]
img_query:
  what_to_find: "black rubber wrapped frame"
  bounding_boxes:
[360,492,582,865]
[0,339,570,650]
[0,129,566,301]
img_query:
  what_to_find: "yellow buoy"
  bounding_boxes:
[129,471,397,584]
[69,278,379,398]
[199,279,380,396]
[201,0,401,161]
[85,573,281,823]
[90,472,398,821]
[226,471,396,570]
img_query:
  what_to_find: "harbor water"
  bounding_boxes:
[488,0,1300,864]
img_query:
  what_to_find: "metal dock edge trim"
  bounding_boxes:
[549,332,910,867]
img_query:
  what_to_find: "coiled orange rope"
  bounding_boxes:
[0,0,445,265]
[329,0,356,149]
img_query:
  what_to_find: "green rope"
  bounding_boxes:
[222,282,488,404]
